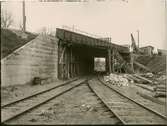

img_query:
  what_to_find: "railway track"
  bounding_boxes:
[84,83,122,124]
[99,76,166,116]
[2,76,166,124]
[88,77,167,124]
[1,77,87,123]
[98,76,166,117]
[1,78,78,108]
[6,81,122,124]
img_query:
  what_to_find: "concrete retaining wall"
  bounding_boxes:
[1,34,59,87]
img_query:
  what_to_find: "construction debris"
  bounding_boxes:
[136,92,165,105]
[157,75,166,81]
[38,109,54,117]
[125,74,146,83]
[133,74,153,84]
[80,104,92,112]
[154,84,166,98]
[135,84,155,92]
[153,74,166,97]
[142,73,154,78]
[33,77,41,85]
[122,73,154,84]
[104,73,129,86]
[103,71,166,98]
[122,74,134,83]
[154,92,166,97]
[29,118,37,122]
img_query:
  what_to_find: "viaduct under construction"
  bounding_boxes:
[1,28,148,87]
[56,28,132,79]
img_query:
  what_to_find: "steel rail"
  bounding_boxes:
[2,78,88,123]
[97,77,167,120]
[87,80,125,124]
[1,78,78,108]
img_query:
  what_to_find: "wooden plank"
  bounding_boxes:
[156,89,166,92]
[70,47,73,78]
[127,74,144,83]
[135,84,154,92]
[112,49,115,73]
[130,52,134,73]
[133,74,153,84]
[108,49,111,74]
[67,48,70,79]
[59,46,66,64]
[156,85,166,88]
[154,92,166,97]
[137,92,165,105]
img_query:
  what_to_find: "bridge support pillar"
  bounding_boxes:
[130,52,134,73]
[70,46,73,78]
[112,49,115,73]
[108,49,112,74]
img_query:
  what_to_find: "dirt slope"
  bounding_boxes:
[146,55,166,73]
[135,55,154,66]
[1,28,37,59]
[136,55,166,73]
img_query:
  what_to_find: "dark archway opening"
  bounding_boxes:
[72,45,108,76]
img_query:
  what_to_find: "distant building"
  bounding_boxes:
[152,47,158,54]
[140,46,167,56]
[140,46,154,56]
[157,49,167,56]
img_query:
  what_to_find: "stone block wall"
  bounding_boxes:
[1,34,59,87]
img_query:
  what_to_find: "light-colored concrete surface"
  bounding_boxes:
[1,34,59,87]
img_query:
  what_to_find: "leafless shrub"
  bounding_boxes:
[38,27,56,36]
[1,9,14,29]
[19,22,24,31]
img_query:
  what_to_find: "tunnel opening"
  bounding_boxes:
[94,57,106,72]
[94,57,106,76]
[58,42,109,79]
[72,45,108,75]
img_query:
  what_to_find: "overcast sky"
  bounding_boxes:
[1,0,166,49]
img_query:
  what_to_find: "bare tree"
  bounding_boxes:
[1,9,14,29]
[39,27,48,35]
[38,27,55,36]
[19,21,24,31]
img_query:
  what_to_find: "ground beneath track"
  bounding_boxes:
[1,78,75,105]
[100,77,166,116]
[6,83,120,125]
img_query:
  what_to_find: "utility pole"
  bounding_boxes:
[72,25,75,32]
[22,0,26,32]
[137,30,139,48]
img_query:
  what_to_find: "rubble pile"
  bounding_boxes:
[154,84,166,97]
[103,71,166,98]
[156,75,166,81]
[140,73,166,98]
[142,73,154,78]
[153,75,166,97]
[104,73,129,86]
